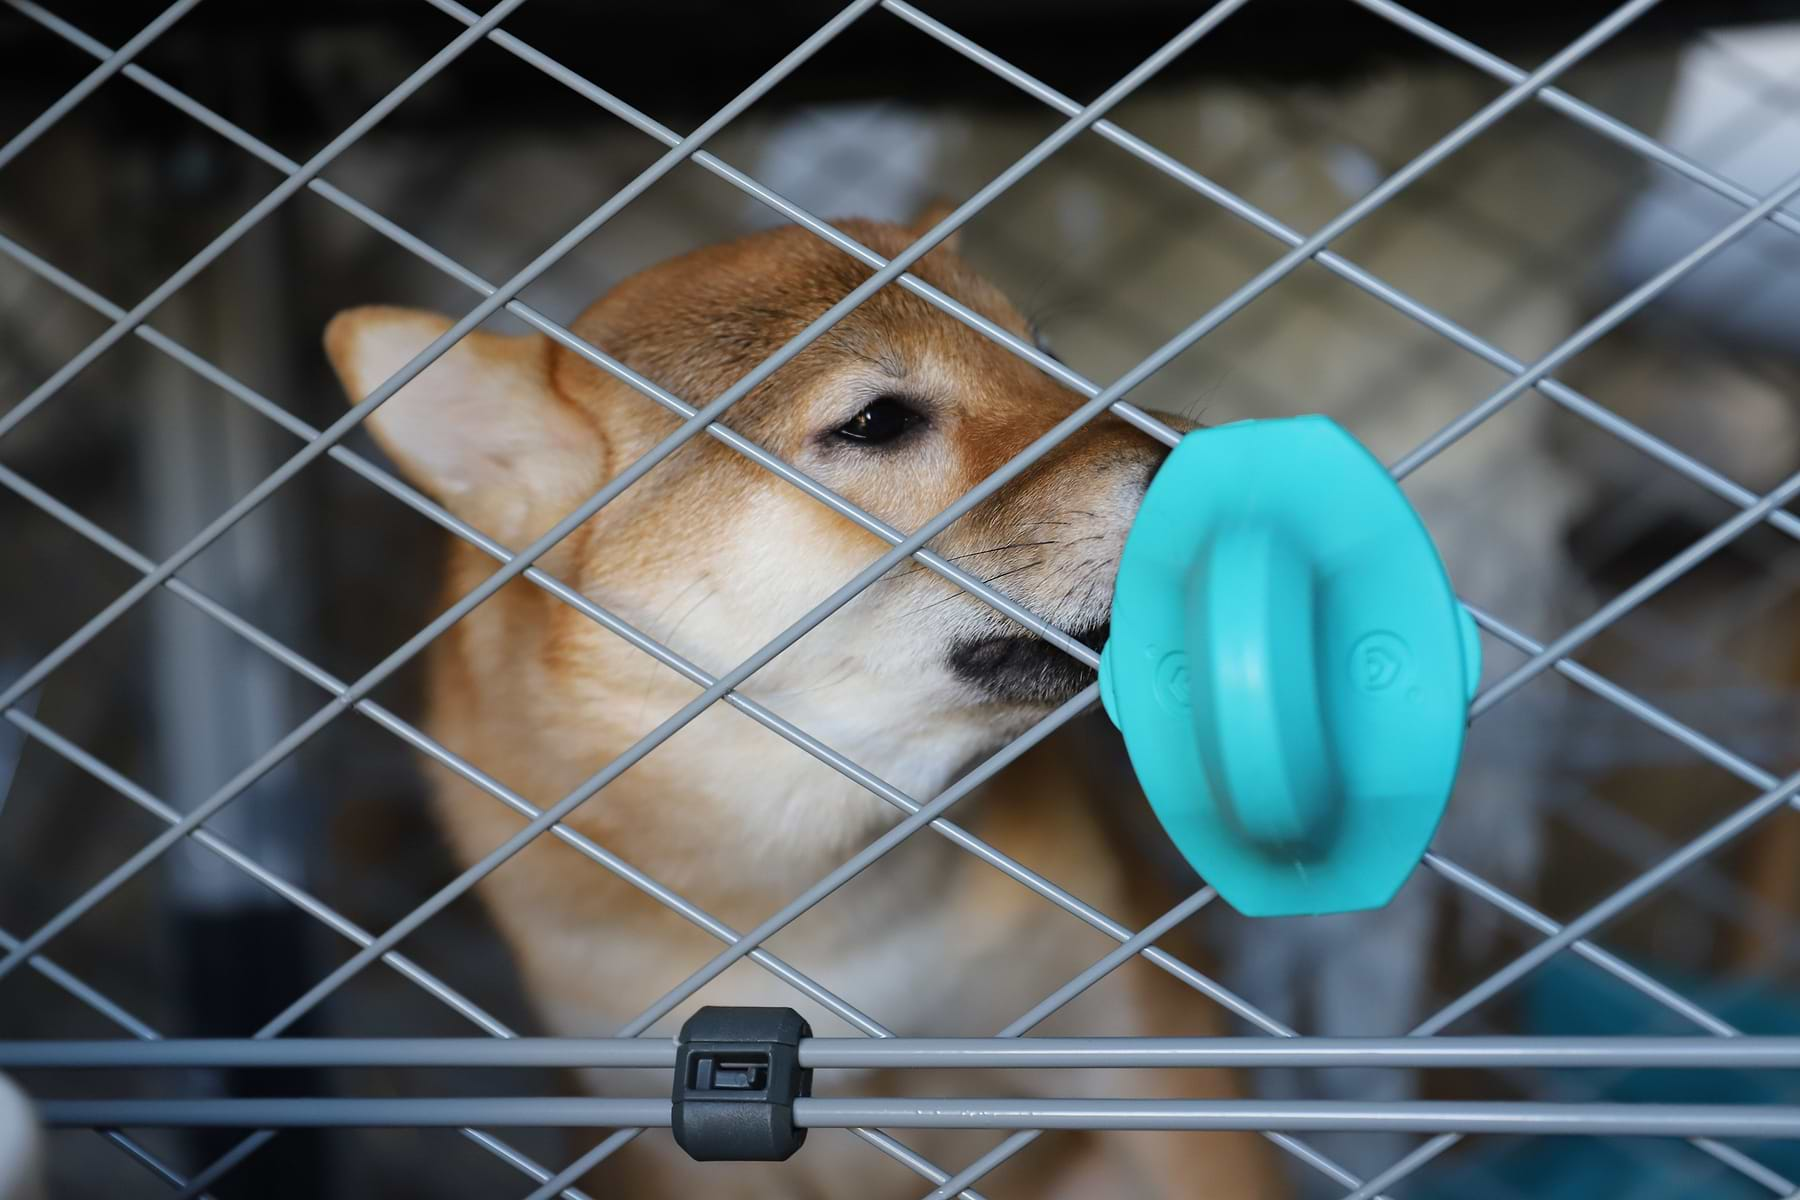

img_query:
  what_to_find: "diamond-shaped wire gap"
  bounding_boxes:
[0,247,113,448]
[1569,788,1800,978]
[0,0,199,172]
[1557,495,1800,694]
[1541,773,1793,996]
[0,8,113,145]
[1552,298,1800,576]
[1560,513,1800,760]
[1551,776,1800,980]
[0,445,148,709]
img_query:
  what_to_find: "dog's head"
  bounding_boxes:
[325,211,1174,783]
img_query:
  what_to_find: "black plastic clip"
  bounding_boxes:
[672,1006,812,1162]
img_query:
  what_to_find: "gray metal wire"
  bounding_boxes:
[33,1097,1800,1140]
[15,1036,1800,1072]
[2,0,1799,1196]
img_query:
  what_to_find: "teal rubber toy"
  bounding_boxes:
[1098,415,1481,917]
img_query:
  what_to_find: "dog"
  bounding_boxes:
[325,209,1283,1198]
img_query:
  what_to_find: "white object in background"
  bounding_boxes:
[1606,23,1800,354]
[0,1073,44,1200]
[746,103,946,228]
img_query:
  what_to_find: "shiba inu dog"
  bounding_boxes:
[326,210,1280,1197]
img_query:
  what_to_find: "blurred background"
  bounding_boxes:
[1,1,1798,1196]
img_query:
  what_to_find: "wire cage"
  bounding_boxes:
[1,0,1799,1197]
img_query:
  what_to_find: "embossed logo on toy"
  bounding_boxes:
[1350,631,1414,699]
[1144,644,1191,712]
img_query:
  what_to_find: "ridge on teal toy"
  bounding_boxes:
[1098,415,1481,917]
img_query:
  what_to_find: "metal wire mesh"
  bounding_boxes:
[1,0,1798,1197]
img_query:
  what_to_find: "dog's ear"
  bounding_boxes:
[908,196,963,255]
[324,305,602,543]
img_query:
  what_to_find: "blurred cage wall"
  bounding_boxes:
[0,1,1798,1197]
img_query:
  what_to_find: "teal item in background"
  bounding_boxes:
[1416,957,1800,1200]
[1098,415,1482,917]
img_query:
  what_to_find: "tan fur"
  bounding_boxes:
[326,215,1282,1197]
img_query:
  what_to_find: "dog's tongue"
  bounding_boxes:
[1098,415,1479,919]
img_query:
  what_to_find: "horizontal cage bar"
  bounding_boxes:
[10,1037,1800,1072]
[35,1099,1800,1140]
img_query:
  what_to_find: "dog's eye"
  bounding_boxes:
[834,395,923,446]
